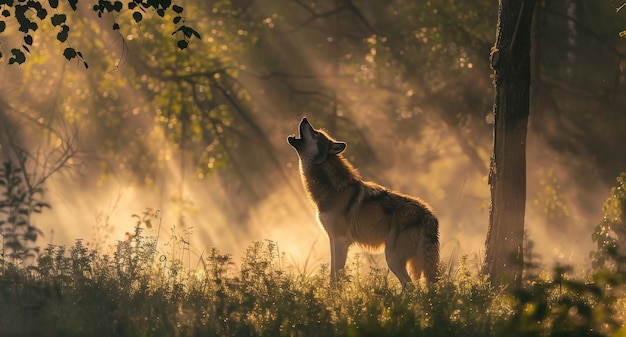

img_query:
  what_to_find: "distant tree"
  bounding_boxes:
[484,0,537,287]
[0,0,200,66]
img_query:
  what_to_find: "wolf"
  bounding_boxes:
[287,117,439,285]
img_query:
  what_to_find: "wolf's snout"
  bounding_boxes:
[299,117,311,131]
[287,135,297,146]
[287,118,305,148]
[287,117,312,144]
[298,117,314,138]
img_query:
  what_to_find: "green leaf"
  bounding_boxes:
[33,202,51,212]
[57,28,68,42]
[172,5,183,13]
[51,13,66,26]
[177,39,188,50]
[132,11,142,23]
[181,26,193,38]
[192,29,201,39]
[160,0,172,9]
[28,1,43,11]
[9,48,26,64]
[176,26,201,40]
[5,240,23,251]
[23,230,38,242]
[18,18,36,33]
[63,47,76,60]
[37,8,47,20]
[67,0,78,11]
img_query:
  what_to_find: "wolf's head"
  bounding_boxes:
[287,118,346,165]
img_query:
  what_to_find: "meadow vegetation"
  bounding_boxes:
[2,164,626,336]
[0,229,625,336]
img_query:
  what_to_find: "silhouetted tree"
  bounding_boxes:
[484,0,537,287]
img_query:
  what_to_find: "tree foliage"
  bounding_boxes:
[591,173,626,272]
[0,0,200,66]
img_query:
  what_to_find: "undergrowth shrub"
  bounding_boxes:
[0,232,506,337]
[0,207,625,336]
[591,172,626,274]
[1,237,625,336]
[507,265,624,337]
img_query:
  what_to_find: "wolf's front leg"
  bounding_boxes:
[329,236,350,284]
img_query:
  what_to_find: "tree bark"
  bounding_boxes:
[484,0,537,288]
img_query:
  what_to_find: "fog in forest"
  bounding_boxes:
[33,113,610,272]
[0,0,624,274]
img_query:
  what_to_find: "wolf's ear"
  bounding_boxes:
[330,141,346,154]
[313,140,346,164]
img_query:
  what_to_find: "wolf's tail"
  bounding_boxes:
[409,216,440,283]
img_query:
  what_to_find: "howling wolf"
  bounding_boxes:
[287,118,439,285]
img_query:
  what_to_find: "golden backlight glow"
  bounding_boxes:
[1,0,618,277]
[31,121,603,274]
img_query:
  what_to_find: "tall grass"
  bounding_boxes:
[1,227,625,337]
[2,164,626,336]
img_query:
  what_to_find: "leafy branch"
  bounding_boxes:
[0,0,201,66]
[0,160,48,266]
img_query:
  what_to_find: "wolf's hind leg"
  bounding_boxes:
[408,257,424,282]
[385,244,411,286]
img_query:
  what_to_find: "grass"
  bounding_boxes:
[3,164,626,336]
[1,224,626,337]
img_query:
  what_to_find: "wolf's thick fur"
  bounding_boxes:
[288,118,439,285]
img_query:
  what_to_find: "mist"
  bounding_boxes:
[1,0,624,276]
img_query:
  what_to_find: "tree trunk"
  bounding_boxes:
[484,0,537,288]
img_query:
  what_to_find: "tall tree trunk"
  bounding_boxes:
[484,0,537,288]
